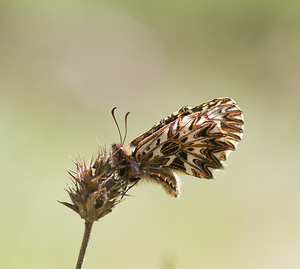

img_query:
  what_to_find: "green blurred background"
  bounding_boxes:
[1,1,299,268]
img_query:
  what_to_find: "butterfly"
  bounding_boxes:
[111,97,244,198]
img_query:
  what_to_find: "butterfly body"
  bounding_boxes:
[112,98,244,198]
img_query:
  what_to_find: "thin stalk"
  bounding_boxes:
[76,221,94,269]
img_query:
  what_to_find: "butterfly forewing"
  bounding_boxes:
[125,98,243,197]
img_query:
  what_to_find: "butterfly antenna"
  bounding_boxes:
[111,107,123,144]
[122,111,130,146]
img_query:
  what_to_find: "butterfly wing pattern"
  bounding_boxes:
[114,97,244,198]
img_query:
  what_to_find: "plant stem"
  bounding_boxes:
[76,221,94,269]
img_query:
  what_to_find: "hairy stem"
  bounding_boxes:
[76,221,94,269]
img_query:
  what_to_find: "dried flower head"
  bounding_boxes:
[59,148,133,223]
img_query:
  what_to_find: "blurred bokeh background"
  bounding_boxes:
[1,1,300,268]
